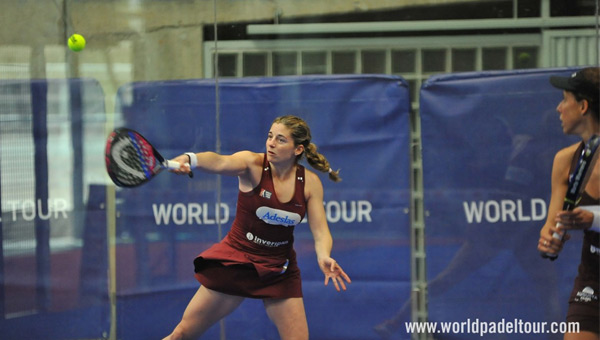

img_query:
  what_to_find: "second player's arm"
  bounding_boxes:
[538,145,575,255]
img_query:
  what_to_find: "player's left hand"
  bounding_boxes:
[318,257,351,292]
[555,208,594,231]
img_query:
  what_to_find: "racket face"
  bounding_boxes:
[105,128,163,187]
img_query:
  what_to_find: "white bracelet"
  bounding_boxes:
[579,206,600,233]
[185,152,198,168]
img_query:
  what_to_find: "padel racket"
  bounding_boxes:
[105,127,192,188]
[542,135,600,260]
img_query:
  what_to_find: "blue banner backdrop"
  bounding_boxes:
[113,75,412,340]
[420,68,583,340]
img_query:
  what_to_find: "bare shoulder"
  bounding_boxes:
[235,151,264,190]
[554,142,580,165]
[551,142,581,181]
[304,168,323,185]
[304,168,324,199]
[232,150,263,166]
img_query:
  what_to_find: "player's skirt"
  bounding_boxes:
[566,277,599,334]
[566,231,599,334]
[193,241,302,299]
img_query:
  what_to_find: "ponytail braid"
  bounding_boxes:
[304,143,342,182]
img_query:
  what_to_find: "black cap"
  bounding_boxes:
[550,68,599,102]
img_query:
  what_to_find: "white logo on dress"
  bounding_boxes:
[575,286,598,303]
[256,206,301,227]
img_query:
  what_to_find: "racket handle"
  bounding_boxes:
[541,223,565,261]
[165,160,181,169]
[165,160,194,178]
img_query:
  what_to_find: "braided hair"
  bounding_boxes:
[272,115,341,182]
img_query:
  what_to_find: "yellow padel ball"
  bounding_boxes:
[68,34,86,52]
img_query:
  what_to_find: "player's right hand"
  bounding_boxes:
[169,155,193,176]
[555,208,594,231]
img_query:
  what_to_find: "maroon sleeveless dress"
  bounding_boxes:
[194,154,307,299]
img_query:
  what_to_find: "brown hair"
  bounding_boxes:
[272,115,341,182]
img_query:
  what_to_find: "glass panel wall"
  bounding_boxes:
[1,1,598,339]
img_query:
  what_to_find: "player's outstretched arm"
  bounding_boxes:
[171,151,260,177]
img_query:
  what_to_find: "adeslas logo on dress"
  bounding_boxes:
[256,206,301,227]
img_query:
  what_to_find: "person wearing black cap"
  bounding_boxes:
[538,67,599,340]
